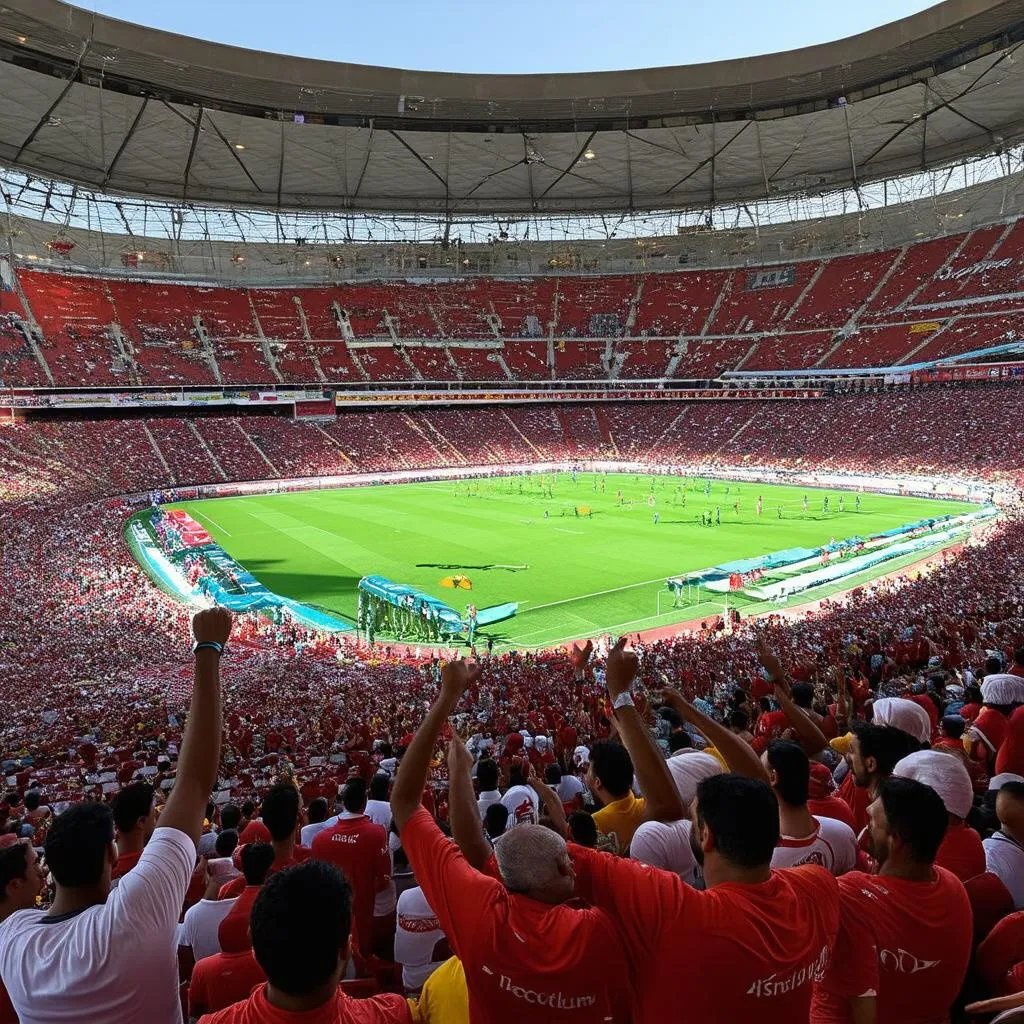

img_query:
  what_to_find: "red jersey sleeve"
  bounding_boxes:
[819,875,880,1001]
[568,842,683,962]
[399,807,501,959]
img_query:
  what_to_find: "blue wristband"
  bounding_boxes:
[193,640,224,655]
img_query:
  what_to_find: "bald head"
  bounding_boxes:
[493,824,574,905]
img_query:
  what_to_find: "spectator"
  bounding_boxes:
[300,798,332,847]
[586,740,644,854]
[892,749,985,881]
[569,643,840,1020]
[547,763,586,811]
[195,861,411,1022]
[188,914,267,1020]
[566,811,597,849]
[392,658,632,1023]
[198,801,221,858]
[498,758,539,829]
[179,855,243,966]
[110,781,157,879]
[365,775,393,833]
[0,607,232,1024]
[840,721,919,834]
[482,804,508,842]
[765,740,857,875]
[475,760,502,819]
[984,781,1024,908]
[394,883,449,994]
[311,777,392,959]
[811,777,972,1023]
[217,843,277,953]
[0,840,45,1024]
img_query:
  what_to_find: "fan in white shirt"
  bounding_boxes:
[763,740,857,876]
[983,782,1024,908]
[475,758,503,819]
[393,885,450,993]
[300,797,338,848]
[0,607,233,1024]
[499,760,540,827]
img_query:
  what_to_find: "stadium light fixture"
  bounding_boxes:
[583,149,596,160]
[234,143,246,150]
[16,35,27,44]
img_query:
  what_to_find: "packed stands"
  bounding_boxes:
[7,216,1024,390]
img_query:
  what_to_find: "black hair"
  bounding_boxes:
[251,861,352,995]
[23,791,42,812]
[369,774,390,802]
[790,683,814,709]
[242,800,256,819]
[589,740,634,799]
[878,776,948,864]
[986,656,1005,676]
[544,764,562,785]
[729,710,750,731]
[669,731,693,753]
[696,774,780,868]
[261,783,301,842]
[508,762,527,788]
[0,843,30,901]
[215,829,239,858]
[110,782,154,834]
[241,842,277,886]
[307,798,328,825]
[1015,646,1024,667]
[758,696,774,714]
[851,721,919,777]
[205,801,216,821]
[477,759,499,791]
[220,804,242,831]
[342,778,367,814]
[568,811,598,848]
[941,716,966,740]
[483,803,509,840]
[766,740,810,806]
[44,803,114,888]
[964,685,983,705]
[999,781,1024,801]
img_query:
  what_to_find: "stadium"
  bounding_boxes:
[2,0,1024,1021]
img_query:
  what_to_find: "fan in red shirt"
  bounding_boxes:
[311,778,391,957]
[840,722,919,835]
[218,844,277,952]
[189,919,267,1017]
[110,782,156,880]
[571,647,839,1024]
[391,657,632,1024]
[220,784,313,900]
[196,861,409,1024]
[811,777,973,1024]
[892,749,985,882]
[807,762,857,832]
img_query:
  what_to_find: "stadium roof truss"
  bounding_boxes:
[1,1,1024,217]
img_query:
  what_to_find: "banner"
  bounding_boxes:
[746,267,795,290]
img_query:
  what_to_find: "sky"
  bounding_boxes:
[80,0,939,74]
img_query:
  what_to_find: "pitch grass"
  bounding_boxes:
[167,473,977,650]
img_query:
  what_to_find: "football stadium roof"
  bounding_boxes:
[1,0,1024,216]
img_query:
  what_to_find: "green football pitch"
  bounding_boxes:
[166,473,976,650]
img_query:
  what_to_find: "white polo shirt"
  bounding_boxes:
[177,895,239,962]
[770,815,858,876]
[0,826,195,1024]
[394,885,446,992]
[630,819,702,888]
[984,831,1024,908]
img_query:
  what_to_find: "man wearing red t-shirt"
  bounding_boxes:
[811,777,972,1024]
[110,782,156,880]
[220,784,313,900]
[197,861,409,1023]
[190,913,267,1018]
[217,844,276,953]
[311,778,391,957]
[391,657,632,1024]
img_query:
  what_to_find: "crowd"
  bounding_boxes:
[1,386,1024,1020]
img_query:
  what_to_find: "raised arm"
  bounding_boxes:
[392,659,480,832]
[760,641,828,755]
[158,608,232,844]
[446,737,492,870]
[528,769,569,838]
[662,690,769,782]
[605,638,684,823]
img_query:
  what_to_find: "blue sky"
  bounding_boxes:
[80,0,938,74]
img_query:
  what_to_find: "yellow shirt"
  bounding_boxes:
[592,791,647,855]
[412,957,469,1024]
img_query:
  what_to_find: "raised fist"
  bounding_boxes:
[192,606,233,647]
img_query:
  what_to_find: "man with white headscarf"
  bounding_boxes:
[630,752,723,885]
[893,749,984,882]
[872,697,932,745]
[968,674,1024,771]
